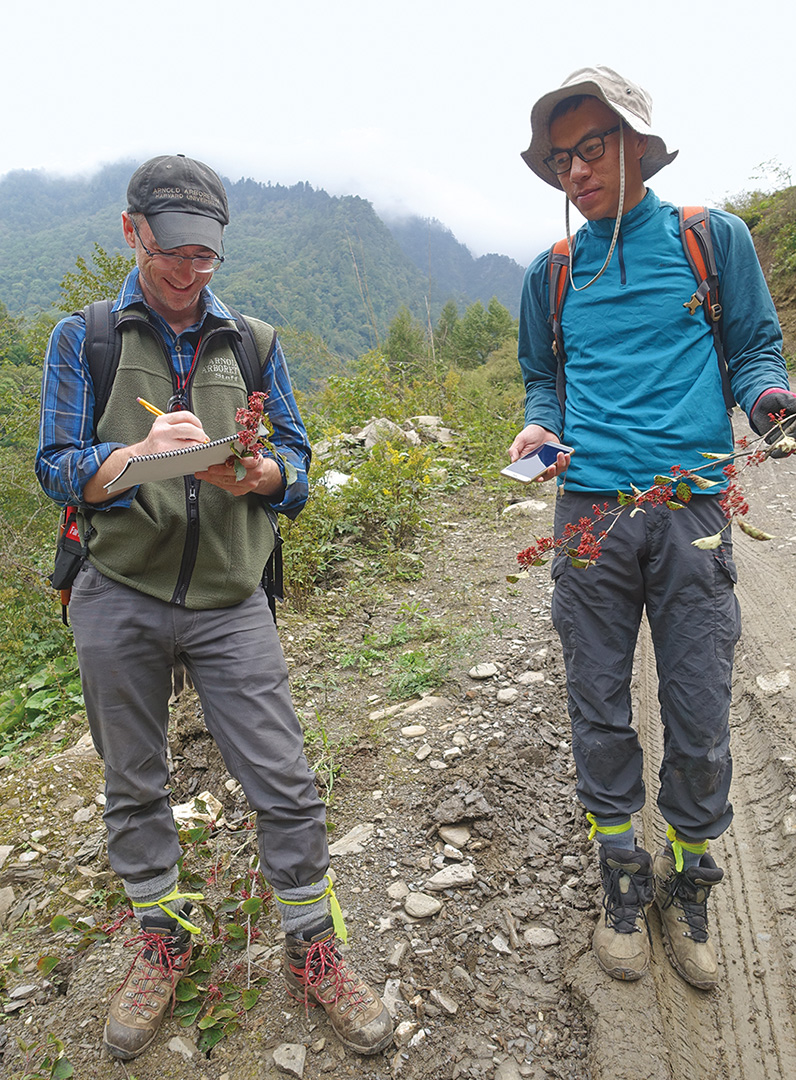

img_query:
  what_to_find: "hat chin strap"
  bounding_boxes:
[565,117,625,293]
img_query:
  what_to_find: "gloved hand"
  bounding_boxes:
[750,389,796,457]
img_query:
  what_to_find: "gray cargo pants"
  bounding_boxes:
[69,562,328,892]
[550,491,739,840]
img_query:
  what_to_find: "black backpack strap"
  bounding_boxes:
[82,299,122,432]
[262,534,284,622]
[224,307,277,394]
[679,206,734,413]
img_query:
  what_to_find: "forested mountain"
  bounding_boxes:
[386,215,525,314]
[0,164,525,357]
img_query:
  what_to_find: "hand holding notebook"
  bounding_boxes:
[104,402,239,495]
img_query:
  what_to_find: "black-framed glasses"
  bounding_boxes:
[544,126,621,176]
[131,219,224,273]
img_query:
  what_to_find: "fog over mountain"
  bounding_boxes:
[0,164,525,358]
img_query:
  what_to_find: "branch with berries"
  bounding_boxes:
[230,392,297,485]
[509,411,796,582]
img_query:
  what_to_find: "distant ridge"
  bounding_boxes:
[386,215,524,315]
[0,165,524,357]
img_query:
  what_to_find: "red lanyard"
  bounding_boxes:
[167,334,203,412]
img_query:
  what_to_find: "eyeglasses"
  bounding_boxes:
[131,219,224,273]
[544,126,621,176]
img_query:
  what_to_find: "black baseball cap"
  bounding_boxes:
[126,154,229,254]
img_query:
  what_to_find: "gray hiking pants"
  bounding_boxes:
[550,491,739,841]
[69,562,328,892]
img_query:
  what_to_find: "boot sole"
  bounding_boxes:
[284,981,394,1055]
[594,954,648,981]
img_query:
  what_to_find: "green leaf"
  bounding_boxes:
[282,458,299,487]
[175,977,200,1001]
[240,897,262,916]
[690,475,720,489]
[569,557,591,568]
[209,1005,237,1020]
[691,532,724,549]
[774,435,796,454]
[665,501,686,511]
[506,570,533,582]
[198,1025,227,1052]
[675,482,693,503]
[241,987,260,1010]
[197,1015,219,1030]
[5,955,22,976]
[617,491,635,505]
[37,955,60,977]
[50,916,73,933]
[233,458,247,481]
[700,451,733,459]
[653,475,674,485]
[737,519,774,541]
[174,1000,203,1023]
[52,1057,74,1079]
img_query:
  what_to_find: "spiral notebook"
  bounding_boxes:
[104,435,243,494]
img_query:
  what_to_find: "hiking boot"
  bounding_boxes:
[103,911,193,1060]
[593,845,654,980]
[654,847,723,990]
[284,917,393,1055]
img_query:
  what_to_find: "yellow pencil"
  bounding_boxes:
[137,397,164,417]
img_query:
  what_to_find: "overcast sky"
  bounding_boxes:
[3,0,794,267]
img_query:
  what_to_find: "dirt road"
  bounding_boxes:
[2,438,796,1080]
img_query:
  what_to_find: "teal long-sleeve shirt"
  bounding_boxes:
[518,189,788,493]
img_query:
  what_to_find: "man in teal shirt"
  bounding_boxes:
[510,67,795,989]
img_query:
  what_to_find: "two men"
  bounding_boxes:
[36,155,392,1059]
[510,68,794,988]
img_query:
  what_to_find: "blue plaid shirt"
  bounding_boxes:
[36,268,310,517]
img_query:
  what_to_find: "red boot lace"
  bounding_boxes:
[114,929,190,1017]
[292,937,370,1015]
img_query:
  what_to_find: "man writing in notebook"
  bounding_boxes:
[36,155,392,1061]
[508,68,794,991]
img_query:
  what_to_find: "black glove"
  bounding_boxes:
[750,389,796,456]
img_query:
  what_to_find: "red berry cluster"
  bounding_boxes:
[235,391,270,457]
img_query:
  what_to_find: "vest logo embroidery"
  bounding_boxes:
[206,356,239,381]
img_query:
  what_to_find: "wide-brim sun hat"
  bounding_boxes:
[521,65,678,188]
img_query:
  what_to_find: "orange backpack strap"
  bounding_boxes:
[548,238,572,412]
[679,206,733,412]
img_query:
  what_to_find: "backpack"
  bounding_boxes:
[547,205,734,416]
[50,300,283,622]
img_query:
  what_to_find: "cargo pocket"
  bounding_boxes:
[550,554,572,646]
[712,541,741,658]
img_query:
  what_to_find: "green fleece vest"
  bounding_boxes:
[82,309,278,609]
